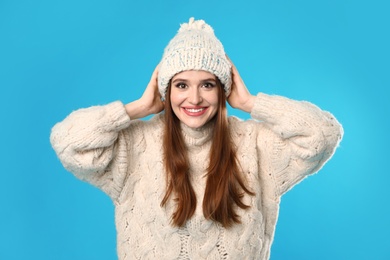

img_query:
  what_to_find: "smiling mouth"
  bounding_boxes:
[185,108,205,113]
[182,107,208,116]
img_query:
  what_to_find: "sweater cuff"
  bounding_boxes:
[103,101,132,131]
[250,93,283,124]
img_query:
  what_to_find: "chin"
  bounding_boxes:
[181,115,216,129]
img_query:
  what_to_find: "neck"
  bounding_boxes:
[180,118,215,147]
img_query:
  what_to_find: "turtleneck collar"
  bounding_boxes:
[180,119,215,148]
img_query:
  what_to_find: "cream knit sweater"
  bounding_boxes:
[50,93,343,260]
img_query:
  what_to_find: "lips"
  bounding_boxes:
[182,107,208,116]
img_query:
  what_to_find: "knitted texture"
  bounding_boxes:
[50,94,343,259]
[158,17,232,99]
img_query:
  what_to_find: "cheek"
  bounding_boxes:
[209,90,220,106]
[212,96,219,106]
[170,93,187,115]
[170,91,182,107]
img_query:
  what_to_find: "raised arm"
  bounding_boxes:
[125,66,164,119]
[226,57,256,113]
[50,101,131,198]
[228,59,343,196]
[50,66,164,199]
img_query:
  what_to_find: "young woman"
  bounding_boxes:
[51,18,343,260]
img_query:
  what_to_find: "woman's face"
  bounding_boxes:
[170,70,220,129]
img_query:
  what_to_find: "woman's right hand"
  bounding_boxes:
[125,66,164,119]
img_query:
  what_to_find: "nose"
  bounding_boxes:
[188,87,202,104]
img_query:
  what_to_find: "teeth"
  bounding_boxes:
[186,108,204,113]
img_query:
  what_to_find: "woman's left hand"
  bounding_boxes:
[227,57,256,113]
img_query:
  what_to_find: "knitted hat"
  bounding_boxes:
[158,17,232,99]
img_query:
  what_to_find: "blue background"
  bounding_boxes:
[1,0,389,259]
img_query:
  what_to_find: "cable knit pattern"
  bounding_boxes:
[50,93,343,260]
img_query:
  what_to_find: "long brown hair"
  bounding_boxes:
[161,79,254,228]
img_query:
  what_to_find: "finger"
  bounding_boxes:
[153,64,159,76]
[149,64,159,82]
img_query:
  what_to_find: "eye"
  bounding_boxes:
[175,83,187,89]
[202,82,216,89]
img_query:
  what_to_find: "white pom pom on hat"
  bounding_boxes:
[158,17,232,99]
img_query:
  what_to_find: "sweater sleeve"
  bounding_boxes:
[50,101,132,200]
[251,93,343,196]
